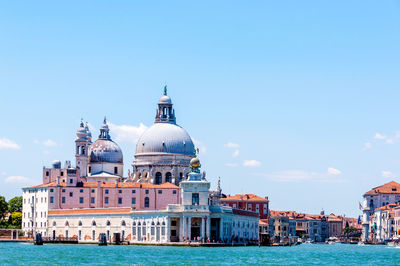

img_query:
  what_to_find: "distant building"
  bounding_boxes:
[361,181,400,241]
[220,194,269,219]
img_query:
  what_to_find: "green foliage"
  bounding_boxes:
[10,212,22,227]
[0,196,8,220]
[0,195,22,229]
[8,197,22,213]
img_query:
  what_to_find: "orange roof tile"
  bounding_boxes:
[364,181,400,195]
[221,194,268,202]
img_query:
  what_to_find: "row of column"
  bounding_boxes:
[181,215,210,241]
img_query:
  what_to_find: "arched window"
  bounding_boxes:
[155,172,162,184]
[65,221,69,227]
[165,172,172,183]
[132,221,136,226]
[137,221,141,226]
[145,197,150,208]
[92,221,96,226]
[53,221,56,227]
[106,220,111,226]
[121,220,126,226]
[78,221,83,226]
[162,221,165,226]
[151,221,155,226]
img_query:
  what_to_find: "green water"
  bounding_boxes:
[0,243,399,265]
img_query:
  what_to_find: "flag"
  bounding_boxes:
[359,202,362,210]
[358,216,361,225]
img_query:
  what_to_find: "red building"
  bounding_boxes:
[220,194,269,219]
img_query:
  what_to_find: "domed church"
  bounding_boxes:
[129,87,196,185]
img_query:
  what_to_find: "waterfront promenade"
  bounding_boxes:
[0,242,399,265]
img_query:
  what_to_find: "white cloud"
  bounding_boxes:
[43,139,58,147]
[192,138,207,154]
[42,150,51,155]
[4,176,31,184]
[382,171,394,178]
[232,149,240,157]
[0,138,20,150]
[363,142,372,151]
[372,131,400,145]
[33,139,40,144]
[374,133,386,140]
[109,122,148,144]
[327,167,342,176]
[225,163,238,167]
[256,168,347,183]
[243,160,261,167]
[224,142,240,149]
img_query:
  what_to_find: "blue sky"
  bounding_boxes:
[1,1,400,217]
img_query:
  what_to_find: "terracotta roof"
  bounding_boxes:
[376,203,398,211]
[48,208,131,215]
[364,181,400,195]
[221,194,268,202]
[25,181,180,189]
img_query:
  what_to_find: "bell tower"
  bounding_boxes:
[75,119,91,177]
[155,86,176,124]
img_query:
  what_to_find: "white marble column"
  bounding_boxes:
[182,215,186,241]
[166,218,170,243]
[206,216,210,241]
[200,217,205,241]
[188,216,191,241]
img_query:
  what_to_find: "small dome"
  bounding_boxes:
[136,123,195,156]
[89,139,123,163]
[159,95,172,104]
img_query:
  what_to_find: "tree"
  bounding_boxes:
[8,196,22,213]
[0,196,8,220]
[10,212,22,228]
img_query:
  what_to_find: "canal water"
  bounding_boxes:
[0,242,399,265]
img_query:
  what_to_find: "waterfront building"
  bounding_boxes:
[369,204,396,242]
[22,89,260,244]
[361,181,400,241]
[394,205,400,237]
[47,159,259,244]
[327,214,343,238]
[220,194,269,219]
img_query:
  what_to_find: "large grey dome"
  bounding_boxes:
[136,123,195,156]
[89,139,123,163]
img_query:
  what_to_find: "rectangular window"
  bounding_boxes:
[132,198,136,204]
[145,190,149,194]
[171,221,177,226]
[105,189,109,194]
[132,190,136,194]
[158,190,162,194]
[192,193,199,206]
[118,198,122,204]
[105,197,109,204]
[69,192,73,197]
[46,171,49,176]
[50,197,54,204]
[79,197,84,204]
[173,190,177,194]
[80,189,83,193]
[119,190,122,194]
[88,166,91,173]
[91,197,95,204]
[114,167,118,174]
[91,189,95,193]
[62,197,66,204]
[62,189,66,193]
[69,179,73,184]
[50,189,54,193]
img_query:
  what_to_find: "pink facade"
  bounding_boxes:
[220,194,269,219]
[41,181,180,210]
